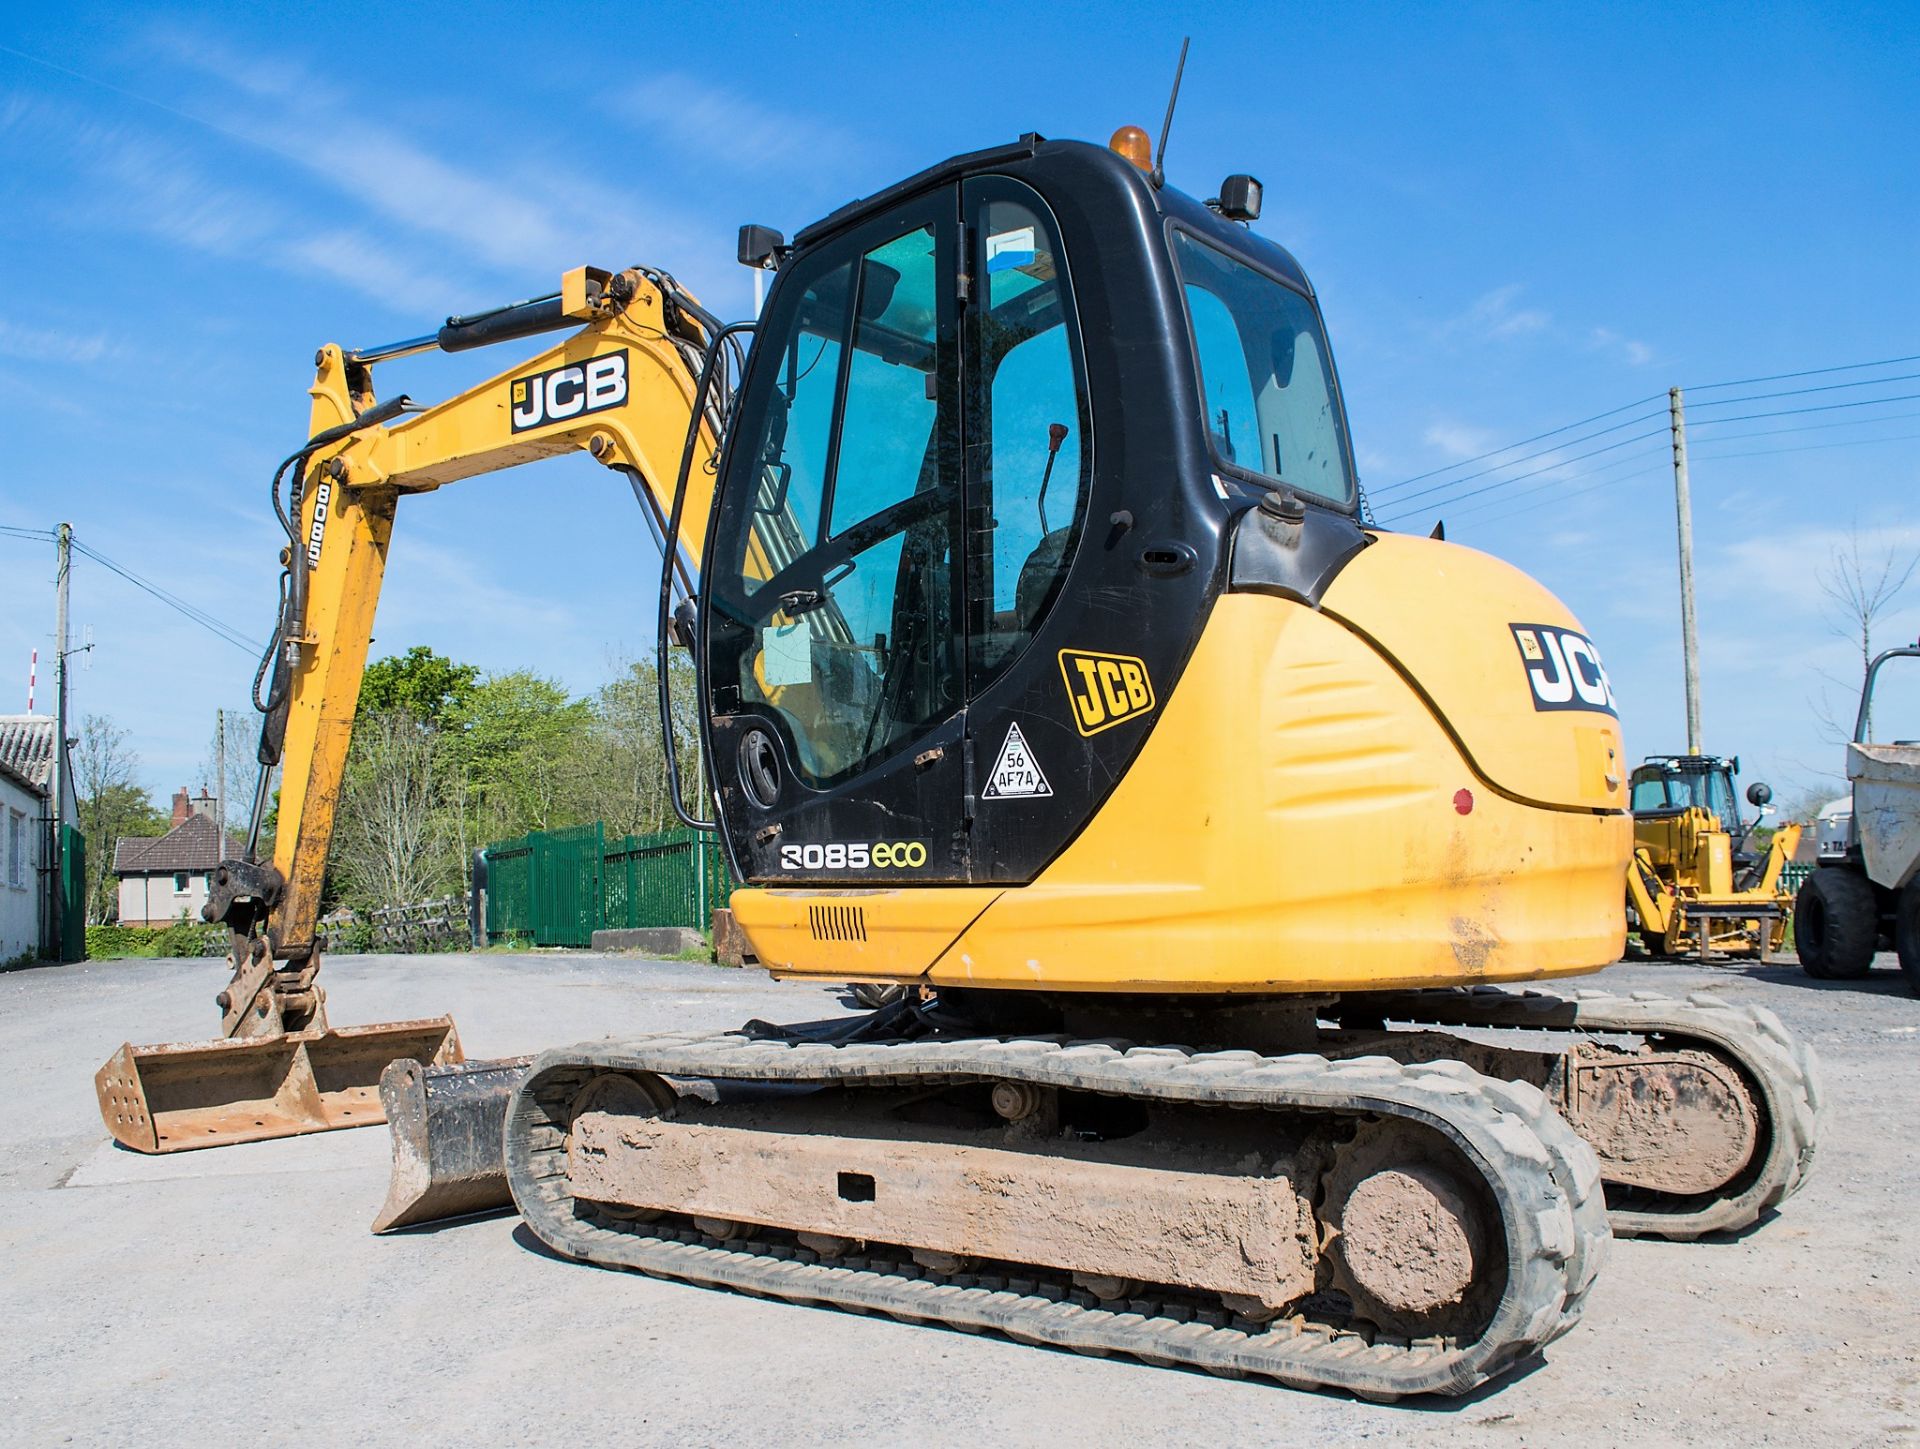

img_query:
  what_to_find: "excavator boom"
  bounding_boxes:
[97,265,723,1155]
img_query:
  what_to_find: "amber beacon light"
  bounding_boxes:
[1109,124,1153,172]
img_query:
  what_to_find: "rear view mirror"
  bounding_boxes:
[1746,781,1772,807]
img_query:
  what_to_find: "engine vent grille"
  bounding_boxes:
[808,905,867,943]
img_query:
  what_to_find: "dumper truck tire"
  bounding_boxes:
[1795,867,1877,980]
[1895,882,1920,996]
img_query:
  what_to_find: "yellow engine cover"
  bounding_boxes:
[734,537,1630,995]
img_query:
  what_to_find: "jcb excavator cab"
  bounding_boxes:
[696,134,1628,990]
[703,137,1363,886]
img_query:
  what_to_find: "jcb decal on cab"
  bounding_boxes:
[1510,624,1617,717]
[1059,649,1155,736]
[508,349,629,433]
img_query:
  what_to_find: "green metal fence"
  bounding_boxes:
[60,824,86,962]
[485,823,734,948]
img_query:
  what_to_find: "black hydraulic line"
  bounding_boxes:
[242,393,413,859]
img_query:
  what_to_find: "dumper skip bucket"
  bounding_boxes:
[96,1018,464,1153]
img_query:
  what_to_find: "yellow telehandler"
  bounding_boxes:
[1625,753,1803,960]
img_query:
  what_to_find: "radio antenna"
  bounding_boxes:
[1152,36,1190,188]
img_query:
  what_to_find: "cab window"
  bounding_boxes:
[707,208,959,786]
[965,180,1091,684]
[1173,229,1354,507]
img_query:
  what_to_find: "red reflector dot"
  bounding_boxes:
[1453,788,1474,815]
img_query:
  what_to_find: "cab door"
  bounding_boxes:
[703,189,971,884]
[957,176,1099,882]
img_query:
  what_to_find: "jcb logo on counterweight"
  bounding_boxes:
[1510,623,1618,716]
[1059,649,1155,736]
[508,349,628,432]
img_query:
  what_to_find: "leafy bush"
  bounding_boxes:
[86,923,160,959]
[333,918,377,954]
[85,921,225,959]
[153,919,210,957]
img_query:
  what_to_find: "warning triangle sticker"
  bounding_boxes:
[982,722,1052,799]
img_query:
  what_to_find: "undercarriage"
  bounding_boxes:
[493,983,1820,1398]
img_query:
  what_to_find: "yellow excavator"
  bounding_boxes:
[1626,753,1803,959]
[97,128,1823,1399]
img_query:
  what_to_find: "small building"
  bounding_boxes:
[114,787,241,927]
[0,714,78,962]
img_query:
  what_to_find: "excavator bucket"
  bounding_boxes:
[95,1018,463,1154]
[371,1054,531,1232]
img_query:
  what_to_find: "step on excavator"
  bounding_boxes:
[97,127,1823,1398]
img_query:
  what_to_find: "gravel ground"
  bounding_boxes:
[2,949,1916,1447]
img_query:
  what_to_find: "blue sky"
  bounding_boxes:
[2,1,1916,812]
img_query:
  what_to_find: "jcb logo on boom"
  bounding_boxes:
[1510,624,1618,717]
[1059,649,1156,736]
[508,349,629,433]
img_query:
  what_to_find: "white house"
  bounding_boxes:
[114,787,240,927]
[1,753,44,962]
[0,714,76,963]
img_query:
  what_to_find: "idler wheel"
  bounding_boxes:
[1323,1125,1495,1337]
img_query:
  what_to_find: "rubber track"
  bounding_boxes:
[1357,985,1825,1240]
[505,1033,1612,1399]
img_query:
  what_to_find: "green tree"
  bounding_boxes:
[448,670,593,839]
[357,646,481,727]
[332,709,458,910]
[72,715,168,923]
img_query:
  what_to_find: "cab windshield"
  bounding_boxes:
[1172,230,1355,507]
[1630,763,1739,831]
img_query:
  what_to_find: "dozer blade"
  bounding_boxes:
[372,1055,532,1232]
[96,1018,463,1153]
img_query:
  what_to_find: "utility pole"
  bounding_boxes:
[50,522,71,959]
[1668,388,1703,755]
[216,708,226,851]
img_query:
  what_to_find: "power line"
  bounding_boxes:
[65,537,260,655]
[1374,392,1665,494]
[1375,426,1669,523]
[1690,429,1920,464]
[1488,464,1669,525]
[1686,351,1920,392]
[1380,443,1668,527]
[1684,370,1920,411]
[1687,390,1920,428]
[1380,351,1920,504]
[1433,449,1666,525]
[0,522,56,541]
[1373,408,1668,506]
[1678,406,1920,446]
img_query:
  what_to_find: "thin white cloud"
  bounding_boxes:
[3,96,460,314]
[0,319,114,365]
[602,74,873,176]
[1437,284,1551,343]
[145,27,732,291]
[1422,420,1498,459]
[1590,325,1656,367]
